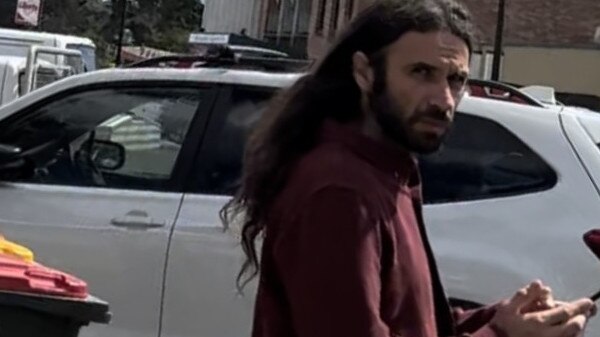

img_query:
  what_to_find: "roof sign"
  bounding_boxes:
[189,33,230,45]
[14,0,41,27]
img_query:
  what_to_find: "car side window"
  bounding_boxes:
[0,86,206,191]
[194,86,275,195]
[419,113,557,204]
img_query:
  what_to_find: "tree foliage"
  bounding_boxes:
[37,0,203,67]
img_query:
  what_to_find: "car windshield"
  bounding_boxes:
[66,44,96,71]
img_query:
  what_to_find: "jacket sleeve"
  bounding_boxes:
[453,305,503,337]
[273,186,391,337]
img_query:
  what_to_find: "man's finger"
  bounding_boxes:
[508,288,540,314]
[548,314,587,337]
[570,298,594,316]
[528,280,544,292]
[522,286,554,313]
[537,299,594,325]
[528,281,552,301]
[507,282,549,313]
[537,305,573,325]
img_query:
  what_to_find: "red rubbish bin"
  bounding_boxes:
[0,255,111,337]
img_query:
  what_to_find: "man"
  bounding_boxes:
[221,1,595,336]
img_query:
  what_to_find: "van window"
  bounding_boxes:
[66,44,96,71]
[0,38,57,65]
[0,39,32,58]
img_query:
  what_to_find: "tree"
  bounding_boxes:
[37,0,204,67]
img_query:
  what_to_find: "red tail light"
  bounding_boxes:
[583,229,600,259]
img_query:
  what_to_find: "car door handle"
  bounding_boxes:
[110,210,166,230]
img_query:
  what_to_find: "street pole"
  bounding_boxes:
[491,0,505,81]
[37,0,45,31]
[276,0,285,45]
[115,0,127,66]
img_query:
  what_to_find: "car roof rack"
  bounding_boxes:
[467,79,544,107]
[124,47,544,107]
[123,45,312,73]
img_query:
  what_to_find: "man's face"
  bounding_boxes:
[368,30,470,154]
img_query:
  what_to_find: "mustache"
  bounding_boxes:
[412,106,452,124]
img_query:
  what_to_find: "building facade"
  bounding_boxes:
[202,0,264,38]
[284,0,600,102]
[259,0,313,58]
[305,0,371,59]
[461,0,600,100]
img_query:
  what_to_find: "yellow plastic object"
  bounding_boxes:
[0,236,34,263]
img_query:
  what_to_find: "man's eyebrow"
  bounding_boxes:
[451,69,469,78]
[407,62,439,71]
[406,61,469,78]
[446,61,469,76]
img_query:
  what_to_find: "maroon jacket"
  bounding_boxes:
[252,120,499,337]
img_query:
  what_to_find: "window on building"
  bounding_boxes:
[330,0,340,37]
[315,0,327,35]
[419,113,557,204]
[345,0,354,22]
[264,0,312,57]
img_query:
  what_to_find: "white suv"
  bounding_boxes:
[0,64,598,337]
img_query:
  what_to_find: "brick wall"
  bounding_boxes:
[460,0,600,48]
[307,0,330,60]
[307,0,371,59]
[304,0,600,59]
[254,0,600,96]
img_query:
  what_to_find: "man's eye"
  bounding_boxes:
[448,74,467,88]
[412,66,433,77]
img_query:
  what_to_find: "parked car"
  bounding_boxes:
[0,61,598,337]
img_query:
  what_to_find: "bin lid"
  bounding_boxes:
[0,291,111,324]
[0,236,34,263]
[0,256,88,299]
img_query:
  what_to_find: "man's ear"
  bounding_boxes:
[352,51,374,93]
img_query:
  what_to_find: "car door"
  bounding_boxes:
[420,100,600,310]
[0,82,216,337]
[161,84,276,337]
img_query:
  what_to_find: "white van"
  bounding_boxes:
[0,28,96,71]
[0,29,92,106]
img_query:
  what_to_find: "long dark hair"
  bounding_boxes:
[221,0,475,290]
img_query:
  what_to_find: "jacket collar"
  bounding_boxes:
[319,119,420,186]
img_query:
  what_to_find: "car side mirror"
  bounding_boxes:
[0,144,22,162]
[92,140,125,171]
[0,144,31,180]
[0,144,25,169]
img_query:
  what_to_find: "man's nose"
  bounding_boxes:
[430,83,457,112]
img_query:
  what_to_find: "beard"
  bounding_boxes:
[368,89,452,154]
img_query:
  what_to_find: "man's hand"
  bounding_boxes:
[520,280,553,313]
[490,282,595,337]
[519,281,597,317]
